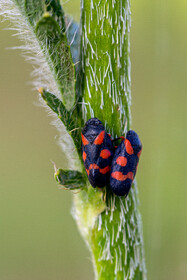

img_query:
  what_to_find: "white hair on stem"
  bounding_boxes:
[0,0,79,168]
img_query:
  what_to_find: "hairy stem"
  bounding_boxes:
[73,1,146,279]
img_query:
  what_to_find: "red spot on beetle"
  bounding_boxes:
[116,156,127,166]
[111,171,127,181]
[81,133,89,146]
[86,169,90,176]
[99,166,111,174]
[89,164,99,170]
[127,172,134,180]
[94,131,105,145]
[111,171,134,181]
[125,139,134,155]
[83,151,87,161]
[100,149,111,159]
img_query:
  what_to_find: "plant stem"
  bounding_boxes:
[73,1,146,279]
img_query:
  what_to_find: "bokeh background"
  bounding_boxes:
[0,0,187,279]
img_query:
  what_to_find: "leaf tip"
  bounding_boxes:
[54,169,60,180]
[38,87,44,95]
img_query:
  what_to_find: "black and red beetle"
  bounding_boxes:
[110,130,142,196]
[81,118,142,197]
[81,118,114,188]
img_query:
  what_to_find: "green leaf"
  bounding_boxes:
[39,88,81,153]
[45,0,66,32]
[24,0,44,25]
[36,13,75,110]
[55,169,86,189]
[13,1,76,111]
[39,88,70,126]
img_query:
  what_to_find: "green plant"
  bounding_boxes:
[0,0,146,279]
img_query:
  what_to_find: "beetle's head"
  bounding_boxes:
[82,118,104,133]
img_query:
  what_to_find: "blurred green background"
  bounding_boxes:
[0,0,186,279]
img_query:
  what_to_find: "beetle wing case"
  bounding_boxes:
[81,118,114,188]
[110,130,142,196]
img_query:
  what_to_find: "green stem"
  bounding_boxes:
[73,0,146,279]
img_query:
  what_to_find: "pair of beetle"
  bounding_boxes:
[81,118,142,197]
